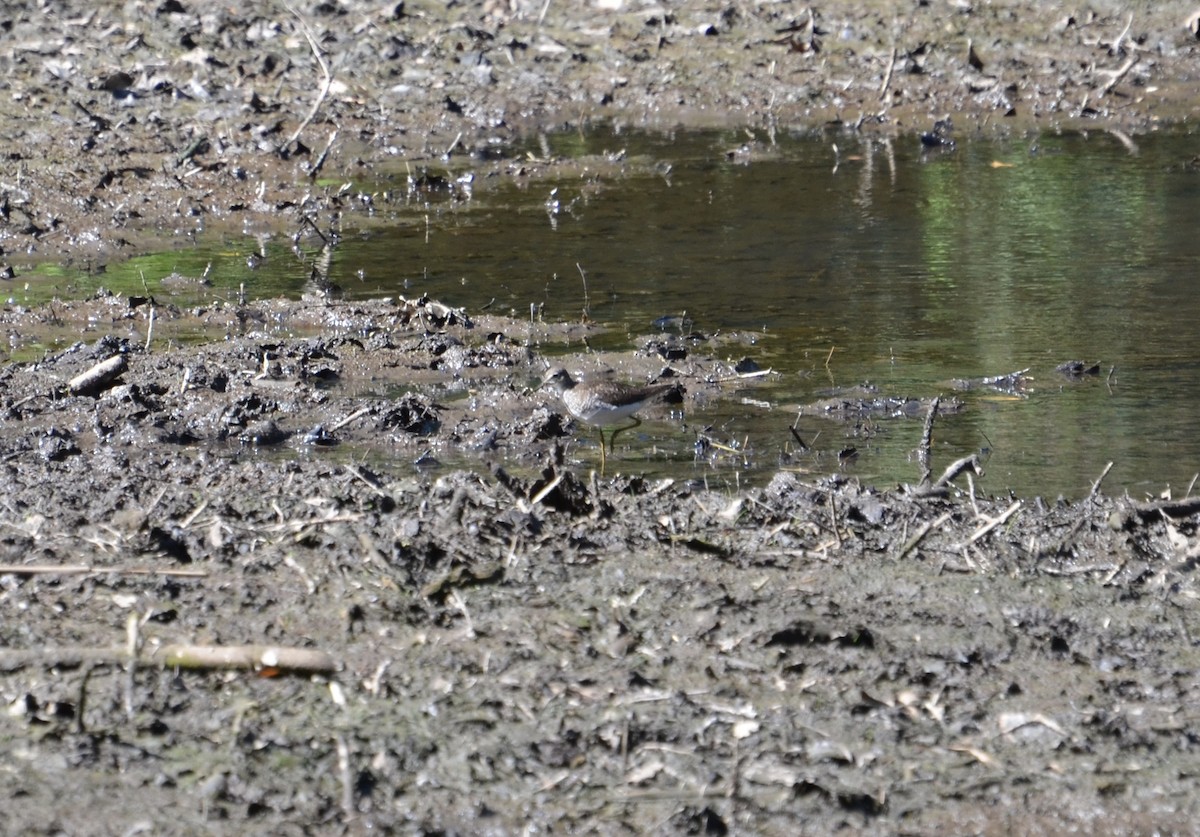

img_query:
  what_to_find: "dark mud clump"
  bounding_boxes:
[3,296,1200,835]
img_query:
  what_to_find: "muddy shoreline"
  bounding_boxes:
[4,295,1200,835]
[4,2,1200,835]
[1,1,1197,264]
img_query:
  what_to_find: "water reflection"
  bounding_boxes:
[346,127,1198,500]
[37,127,1200,498]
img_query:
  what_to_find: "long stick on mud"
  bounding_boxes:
[1098,54,1139,96]
[281,5,334,154]
[0,564,207,578]
[154,644,337,673]
[0,644,337,675]
[896,511,953,559]
[878,46,897,101]
[960,500,1023,548]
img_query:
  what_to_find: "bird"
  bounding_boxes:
[542,367,680,470]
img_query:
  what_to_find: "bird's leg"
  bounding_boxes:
[608,416,642,455]
[596,428,608,473]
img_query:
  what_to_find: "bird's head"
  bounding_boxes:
[541,367,576,392]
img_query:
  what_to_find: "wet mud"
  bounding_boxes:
[1,0,1197,263]
[4,1,1200,835]
[4,295,1200,835]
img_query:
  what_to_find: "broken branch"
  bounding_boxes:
[0,643,337,675]
[1098,55,1139,96]
[0,563,207,578]
[153,643,337,674]
[68,354,127,396]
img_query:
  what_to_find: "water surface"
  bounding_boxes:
[26,127,1200,498]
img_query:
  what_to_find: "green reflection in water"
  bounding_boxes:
[903,134,1195,499]
[13,127,1200,499]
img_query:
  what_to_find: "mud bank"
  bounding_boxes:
[2,296,1200,834]
[1,1,1197,264]
[4,1,1200,834]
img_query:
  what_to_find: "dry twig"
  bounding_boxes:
[153,643,337,674]
[0,563,207,578]
[281,5,335,154]
[1089,461,1114,499]
[0,643,336,675]
[959,500,1023,549]
[310,127,340,180]
[879,46,897,101]
[1098,55,1139,96]
[896,511,953,559]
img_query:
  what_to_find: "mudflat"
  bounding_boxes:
[3,2,1200,834]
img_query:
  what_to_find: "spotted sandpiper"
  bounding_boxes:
[542,367,680,470]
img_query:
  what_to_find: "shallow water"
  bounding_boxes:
[25,126,1200,499]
